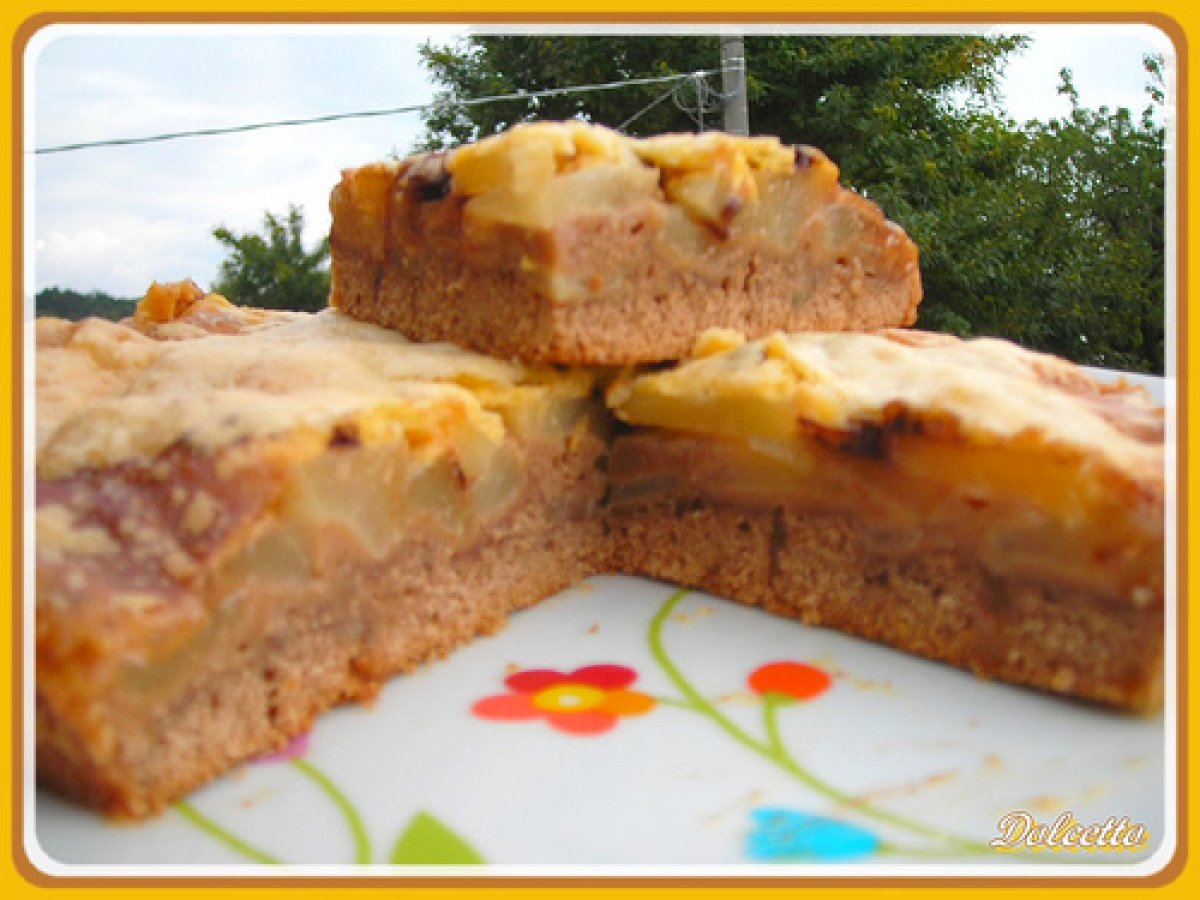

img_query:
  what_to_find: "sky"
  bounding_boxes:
[24,22,1175,300]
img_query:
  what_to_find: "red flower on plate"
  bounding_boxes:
[748,661,832,703]
[472,664,656,735]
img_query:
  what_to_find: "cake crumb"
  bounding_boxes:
[671,604,713,624]
[846,674,895,695]
[853,769,959,804]
[982,753,1005,773]
[239,787,276,809]
[1030,794,1065,812]
[714,689,758,706]
[703,789,766,826]
[587,623,600,634]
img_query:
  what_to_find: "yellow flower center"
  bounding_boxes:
[532,683,607,714]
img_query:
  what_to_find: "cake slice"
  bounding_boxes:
[35,283,609,817]
[604,329,1165,711]
[329,121,921,364]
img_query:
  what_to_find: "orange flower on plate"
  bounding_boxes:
[472,664,656,735]
[748,661,832,703]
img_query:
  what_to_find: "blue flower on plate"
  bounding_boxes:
[747,807,881,861]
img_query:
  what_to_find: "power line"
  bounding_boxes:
[33,68,730,156]
[617,84,683,132]
[672,73,728,132]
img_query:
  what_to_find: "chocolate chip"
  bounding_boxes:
[410,152,452,202]
[413,171,451,202]
[328,424,361,449]
[840,423,887,460]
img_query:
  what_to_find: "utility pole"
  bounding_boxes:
[721,34,749,135]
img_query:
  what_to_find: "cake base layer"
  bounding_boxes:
[332,197,919,365]
[606,493,1163,713]
[37,437,608,818]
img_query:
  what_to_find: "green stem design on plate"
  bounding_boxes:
[176,756,372,865]
[648,589,776,759]
[648,588,991,857]
[760,693,990,854]
[290,757,374,864]
[176,757,488,866]
[174,800,281,865]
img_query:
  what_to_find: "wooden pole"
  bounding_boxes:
[721,35,749,135]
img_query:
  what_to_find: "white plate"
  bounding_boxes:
[28,371,1172,877]
[31,575,1168,875]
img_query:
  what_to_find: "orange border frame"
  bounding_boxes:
[8,9,1189,890]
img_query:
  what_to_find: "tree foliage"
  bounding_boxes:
[212,205,331,312]
[418,35,1165,373]
[36,287,137,321]
[418,35,1023,148]
[854,64,1165,373]
[418,36,720,147]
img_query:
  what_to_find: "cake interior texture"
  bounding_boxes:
[34,286,1165,818]
[329,122,922,365]
[35,285,608,816]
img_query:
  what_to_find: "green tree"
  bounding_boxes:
[416,35,1165,373]
[418,36,719,147]
[909,64,1164,372]
[212,205,331,312]
[36,287,137,321]
[418,35,1025,150]
[1014,67,1165,371]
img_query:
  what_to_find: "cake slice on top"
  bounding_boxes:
[329,121,921,364]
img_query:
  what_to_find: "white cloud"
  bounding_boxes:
[37,221,211,297]
[1000,24,1174,124]
[28,24,453,296]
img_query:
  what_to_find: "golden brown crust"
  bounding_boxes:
[34,289,597,481]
